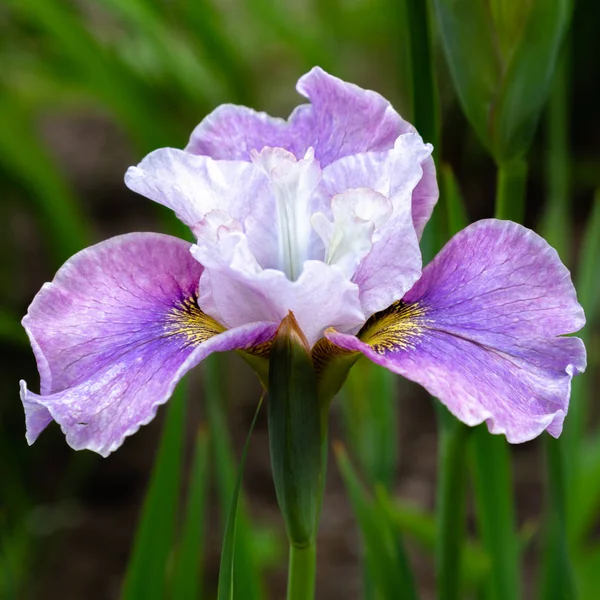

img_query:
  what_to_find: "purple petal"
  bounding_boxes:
[20,233,276,456]
[186,67,416,166]
[327,220,586,443]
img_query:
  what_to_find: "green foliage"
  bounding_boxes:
[2,1,599,599]
[204,355,266,600]
[433,0,571,163]
[470,427,521,600]
[341,358,398,492]
[217,396,264,600]
[121,382,187,600]
[334,443,419,600]
[171,427,210,600]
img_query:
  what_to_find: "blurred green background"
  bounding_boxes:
[1,0,599,599]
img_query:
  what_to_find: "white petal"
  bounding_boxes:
[311,188,392,278]
[196,261,365,346]
[250,147,323,278]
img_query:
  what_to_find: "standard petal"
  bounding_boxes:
[185,104,299,160]
[327,220,586,443]
[125,148,270,228]
[292,67,414,166]
[20,233,276,456]
[319,133,437,238]
[186,67,416,166]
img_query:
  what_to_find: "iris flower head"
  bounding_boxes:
[20,68,586,457]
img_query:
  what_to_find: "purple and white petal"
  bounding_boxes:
[319,133,436,239]
[194,256,365,347]
[20,233,276,456]
[292,67,415,166]
[186,67,416,166]
[125,148,270,228]
[311,188,392,279]
[328,220,586,442]
[250,146,324,273]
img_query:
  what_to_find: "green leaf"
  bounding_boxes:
[539,48,571,263]
[470,426,521,600]
[375,488,491,587]
[120,382,187,600]
[538,437,576,600]
[495,159,528,223]
[268,314,322,547]
[433,0,571,162]
[334,443,419,600]
[342,358,398,492]
[436,415,470,600]
[494,0,572,161]
[576,189,600,327]
[432,0,502,156]
[568,190,600,545]
[217,395,264,600]
[441,164,469,236]
[204,355,265,600]
[171,426,210,600]
[0,92,89,263]
[574,544,600,600]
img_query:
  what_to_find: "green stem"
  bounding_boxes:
[539,438,576,600]
[471,427,521,600]
[495,159,528,222]
[436,415,469,600]
[402,0,445,262]
[287,542,317,600]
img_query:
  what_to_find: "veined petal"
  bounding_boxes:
[20,233,276,456]
[327,220,586,443]
[186,67,415,166]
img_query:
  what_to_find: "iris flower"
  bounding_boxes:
[20,68,586,457]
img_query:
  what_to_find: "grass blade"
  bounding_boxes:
[436,415,469,600]
[470,426,521,600]
[0,92,89,263]
[171,426,210,600]
[217,395,264,600]
[334,442,419,600]
[120,381,187,600]
[341,358,398,491]
[441,164,469,236]
[204,355,265,600]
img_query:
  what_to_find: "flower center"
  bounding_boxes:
[251,147,321,280]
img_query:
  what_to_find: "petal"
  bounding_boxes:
[292,67,415,166]
[327,220,586,443]
[125,148,269,228]
[186,67,416,166]
[320,133,437,239]
[250,146,324,275]
[194,255,365,347]
[186,104,299,160]
[311,188,392,278]
[20,233,276,456]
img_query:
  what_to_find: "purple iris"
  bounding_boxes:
[20,68,586,457]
